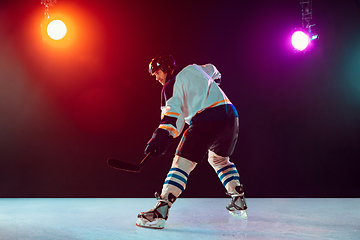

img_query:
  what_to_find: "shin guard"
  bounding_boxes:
[161,155,197,199]
[208,150,240,193]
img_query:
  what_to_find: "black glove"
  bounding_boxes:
[144,128,173,158]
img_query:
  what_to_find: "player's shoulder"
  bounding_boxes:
[175,63,218,83]
[174,65,192,80]
[177,64,202,76]
[199,63,217,72]
[179,64,196,73]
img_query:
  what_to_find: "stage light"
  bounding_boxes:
[291,30,310,51]
[291,29,318,51]
[47,20,67,40]
[292,0,319,52]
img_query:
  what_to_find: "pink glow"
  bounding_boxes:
[291,31,310,51]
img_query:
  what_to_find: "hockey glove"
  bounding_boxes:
[145,128,173,158]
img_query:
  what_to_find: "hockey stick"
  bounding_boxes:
[107,151,154,173]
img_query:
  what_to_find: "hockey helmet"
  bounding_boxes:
[148,53,177,75]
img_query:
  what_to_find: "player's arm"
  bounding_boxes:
[144,78,185,157]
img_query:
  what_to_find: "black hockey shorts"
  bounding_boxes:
[175,117,239,163]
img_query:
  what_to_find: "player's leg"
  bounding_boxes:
[208,117,248,218]
[208,150,241,194]
[208,150,247,218]
[136,155,197,229]
[160,155,197,199]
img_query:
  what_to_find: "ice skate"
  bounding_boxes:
[136,192,176,229]
[226,184,248,219]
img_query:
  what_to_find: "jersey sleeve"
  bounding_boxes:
[158,79,186,138]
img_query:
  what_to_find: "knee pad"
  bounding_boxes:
[208,151,230,167]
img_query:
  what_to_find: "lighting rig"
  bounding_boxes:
[40,0,67,41]
[291,0,319,52]
[41,0,57,19]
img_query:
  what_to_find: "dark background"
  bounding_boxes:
[1,0,359,198]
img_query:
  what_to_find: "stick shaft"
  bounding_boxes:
[107,151,154,173]
[140,151,153,165]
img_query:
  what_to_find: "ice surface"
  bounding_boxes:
[0,198,359,240]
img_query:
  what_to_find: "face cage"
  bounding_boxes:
[149,65,173,76]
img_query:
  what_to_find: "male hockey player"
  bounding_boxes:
[136,53,247,229]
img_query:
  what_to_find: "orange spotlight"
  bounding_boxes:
[40,12,76,48]
[47,19,67,40]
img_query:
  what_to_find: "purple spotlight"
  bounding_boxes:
[291,30,310,51]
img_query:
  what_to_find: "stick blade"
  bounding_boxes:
[107,158,141,173]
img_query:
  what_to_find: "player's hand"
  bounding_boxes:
[144,128,173,157]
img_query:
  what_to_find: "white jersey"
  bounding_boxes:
[158,64,236,138]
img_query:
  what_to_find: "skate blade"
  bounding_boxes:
[136,218,165,229]
[229,210,248,219]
